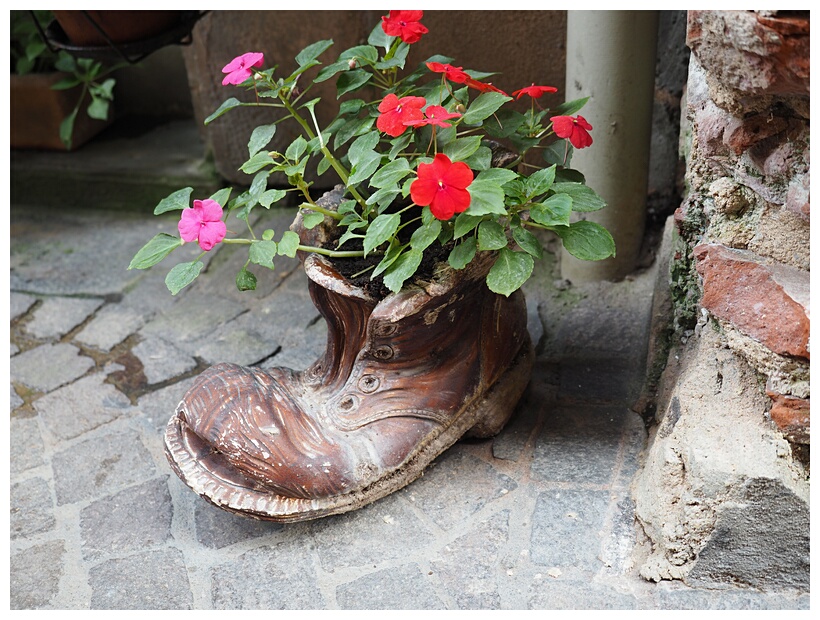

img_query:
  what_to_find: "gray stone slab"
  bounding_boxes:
[336,563,445,610]
[52,430,157,505]
[10,342,95,393]
[430,510,510,609]
[10,477,55,540]
[187,311,281,366]
[211,543,325,609]
[10,205,180,296]
[89,548,192,609]
[599,497,640,576]
[132,337,197,385]
[530,489,610,572]
[559,359,645,405]
[137,376,197,433]
[530,406,626,486]
[24,296,104,339]
[402,448,517,531]
[10,415,46,474]
[34,373,132,441]
[11,383,24,411]
[310,491,436,571]
[491,378,547,462]
[194,500,282,549]
[74,305,145,351]
[527,578,639,609]
[11,342,20,356]
[80,477,173,562]
[10,540,65,610]
[10,291,38,321]
[139,293,246,347]
[263,319,327,371]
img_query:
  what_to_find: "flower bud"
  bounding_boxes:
[455,103,466,115]
[348,58,358,70]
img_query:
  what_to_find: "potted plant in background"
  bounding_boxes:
[10,10,120,150]
[130,10,614,522]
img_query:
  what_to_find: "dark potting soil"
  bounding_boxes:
[329,241,452,300]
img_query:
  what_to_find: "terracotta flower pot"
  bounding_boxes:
[53,11,184,46]
[10,72,113,151]
[164,187,535,522]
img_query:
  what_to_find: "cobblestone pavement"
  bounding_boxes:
[9,125,810,611]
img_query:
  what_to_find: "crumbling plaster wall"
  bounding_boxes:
[632,10,809,591]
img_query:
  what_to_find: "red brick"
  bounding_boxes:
[694,243,809,359]
[766,389,810,444]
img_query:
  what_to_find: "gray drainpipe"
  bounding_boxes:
[560,10,659,282]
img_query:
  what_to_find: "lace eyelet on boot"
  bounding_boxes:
[336,394,359,412]
[357,374,380,393]
[371,345,394,360]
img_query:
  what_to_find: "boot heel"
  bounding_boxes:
[465,337,534,439]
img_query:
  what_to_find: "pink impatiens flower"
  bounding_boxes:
[550,114,594,149]
[381,10,428,44]
[221,52,264,86]
[178,199,227,251]
[404,105,461,129]
[410,153,474,221]
[377,93,427,137]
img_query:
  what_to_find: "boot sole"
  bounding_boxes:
[164,333,534,522]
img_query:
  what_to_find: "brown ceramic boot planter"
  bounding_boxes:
[164,202,534,522]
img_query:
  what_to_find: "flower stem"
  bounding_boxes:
[296,244,366,258]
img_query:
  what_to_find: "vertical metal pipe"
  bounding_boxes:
[561,10,659,282]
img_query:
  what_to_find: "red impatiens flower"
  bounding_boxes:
[178,199,227,251]
[465,78,508,97]
[551,114,594,149]
[426,62,470,84]
[381,10,429,44]
[512,83,558,100]
[221,52,264,86]
[377,93,427,137]
[404,105,461,129]
[410,153,474,220]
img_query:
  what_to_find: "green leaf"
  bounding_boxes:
[210,187,232,207]
[383,248,423,293]
[525,165,556,197]
[165,260,204,295]
[448,237,477,270]
[249,240,278,269]
[363,212,400,255]
[543,140,571,167]
[87,96,110,120]
[262,229,275,241]
[463,145,492,171]
[486,248,534,297]
[483,109,526,138]
[248,123,277,158]
[369,158,411,188]
[315,60,350,83]
[59,107,78,149]
[154,188,193,215]
[333,116,374,149]
[296,39,333,66]
[240,151,275,174]
[410,218,441,252]
[554,220,616,261]
[512,226,543,259]
[285,135,309,161]
[477,220,508,251]
[371,240,403,278]
[530,194,572,227]
[552,182,606,212]
[205,97,243,124]
[128,233,183,269]
[348,131,380,165]
[50,76,81,90]
[95,78,116,100]
[463,92,512,124]
[367,20,394,51]
[339,44,379,64]
[553,96,589,117]
[374,43,410,70]
[348,151,381,186]
[466,179,507,216]
[259,188,287,208]
[235,267,257,291]
[366,187,401,212]
[476,168,518,186]
[301,211,326,229]
[442,136,482,163]
[337,69,372,98]
[277,231,300,257]
[453,213,483,238]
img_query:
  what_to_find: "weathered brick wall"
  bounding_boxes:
[677,10,810,452]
